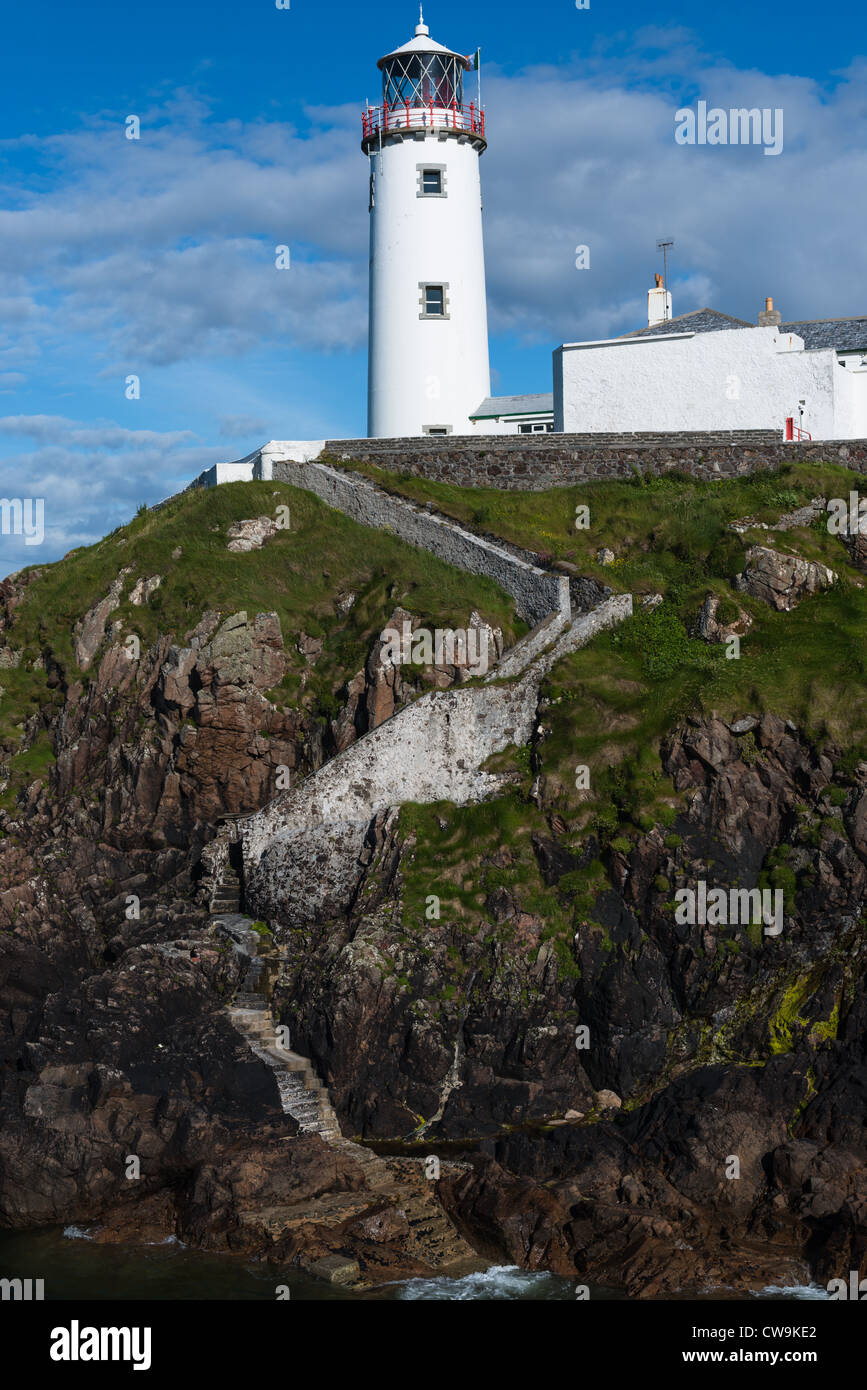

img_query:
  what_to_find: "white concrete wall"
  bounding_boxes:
[256,441,326,475]
[469,415,553,436]
[554,326,844,439]
[368,135,491,438]
[835,360,867,439]
[200,443,326,488]
[200,460,258,487]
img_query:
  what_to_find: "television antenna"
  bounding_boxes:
[656,238,674,319]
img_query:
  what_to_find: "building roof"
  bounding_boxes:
[378,19,469,69]
[625,308,867,353]
[778,317,867,352]
[471,393,554,419]
[624,309,753,339]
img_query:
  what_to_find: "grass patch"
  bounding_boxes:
[0,481,526,800]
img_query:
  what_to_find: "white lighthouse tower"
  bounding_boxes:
[363,8,491,439]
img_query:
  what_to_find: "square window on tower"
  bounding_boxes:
[423,285,445,316]
[423,169,442,194]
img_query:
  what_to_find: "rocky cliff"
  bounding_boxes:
[2,463,867,1296]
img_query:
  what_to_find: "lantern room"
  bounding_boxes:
[362,8,485,149]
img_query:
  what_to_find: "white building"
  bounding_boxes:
[469,393,554,435]
[554,291,867,441]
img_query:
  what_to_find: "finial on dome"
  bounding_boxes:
[416,4,429,36]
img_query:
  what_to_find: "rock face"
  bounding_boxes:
[129,575,162,605]
[226,516,279,552]
[74,570,131,669]
[0,593,335,1242]
[0,561,533,1281]
[695,593,752,643]
[261,710,867,1294]
[730,497,825,534]
[736,545,836,610]
[3,495,867,1297]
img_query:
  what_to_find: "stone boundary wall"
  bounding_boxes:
[238,594,629,853]
[271,458,568,627]
[322,433,867,490]
[237,594,632,923]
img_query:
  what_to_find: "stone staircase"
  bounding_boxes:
[210,864,241,915]
[222,918,479,1279]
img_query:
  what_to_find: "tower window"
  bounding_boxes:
[417,165,446,197]
[419,282,450,319]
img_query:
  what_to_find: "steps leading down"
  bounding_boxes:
[222,918,479,1277]
[210,864,241,915]
[235,592,632,925]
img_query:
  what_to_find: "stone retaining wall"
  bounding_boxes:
[272,458,568,626]
[237,594,632,925]
[321,433,867,490]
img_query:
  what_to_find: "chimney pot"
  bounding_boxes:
[758,295,782,328]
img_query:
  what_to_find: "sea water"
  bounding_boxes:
[0,1228,828,1301]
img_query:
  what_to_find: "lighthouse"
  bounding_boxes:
[362,8,491,439]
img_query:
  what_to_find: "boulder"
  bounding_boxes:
[129,575,162,606]
[735,546,836,611]
[226,516,278,552]
[695,593,752,643]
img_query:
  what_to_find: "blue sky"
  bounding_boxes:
[1,0,864,574]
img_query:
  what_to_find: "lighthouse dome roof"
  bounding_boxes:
[377,16,470,70]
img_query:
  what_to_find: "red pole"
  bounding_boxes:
[470,100,475,131]
[785,416,794,440]
[405,98,410,128]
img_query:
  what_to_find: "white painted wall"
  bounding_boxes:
[834,358,867,439]
[200,442,326,488]
[368,134,491,438]
[469,414,553,436]
[199,460,258,487]
[554,326,850,439]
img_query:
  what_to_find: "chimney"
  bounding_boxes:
[758,295,782,327]
[647,272,673,327]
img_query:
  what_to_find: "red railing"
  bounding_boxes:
[785,416,812,441]
[362,102,486,142]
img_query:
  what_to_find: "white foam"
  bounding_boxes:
[396,1264,562,1301]
[757,1282,831,1300]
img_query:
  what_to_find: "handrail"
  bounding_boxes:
[362,102,486,142]
[784,416,813,441]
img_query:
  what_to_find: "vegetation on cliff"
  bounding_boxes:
[0,480,523,808]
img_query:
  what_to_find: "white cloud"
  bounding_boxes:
[0,416,222,576]
[1,41,864,379]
